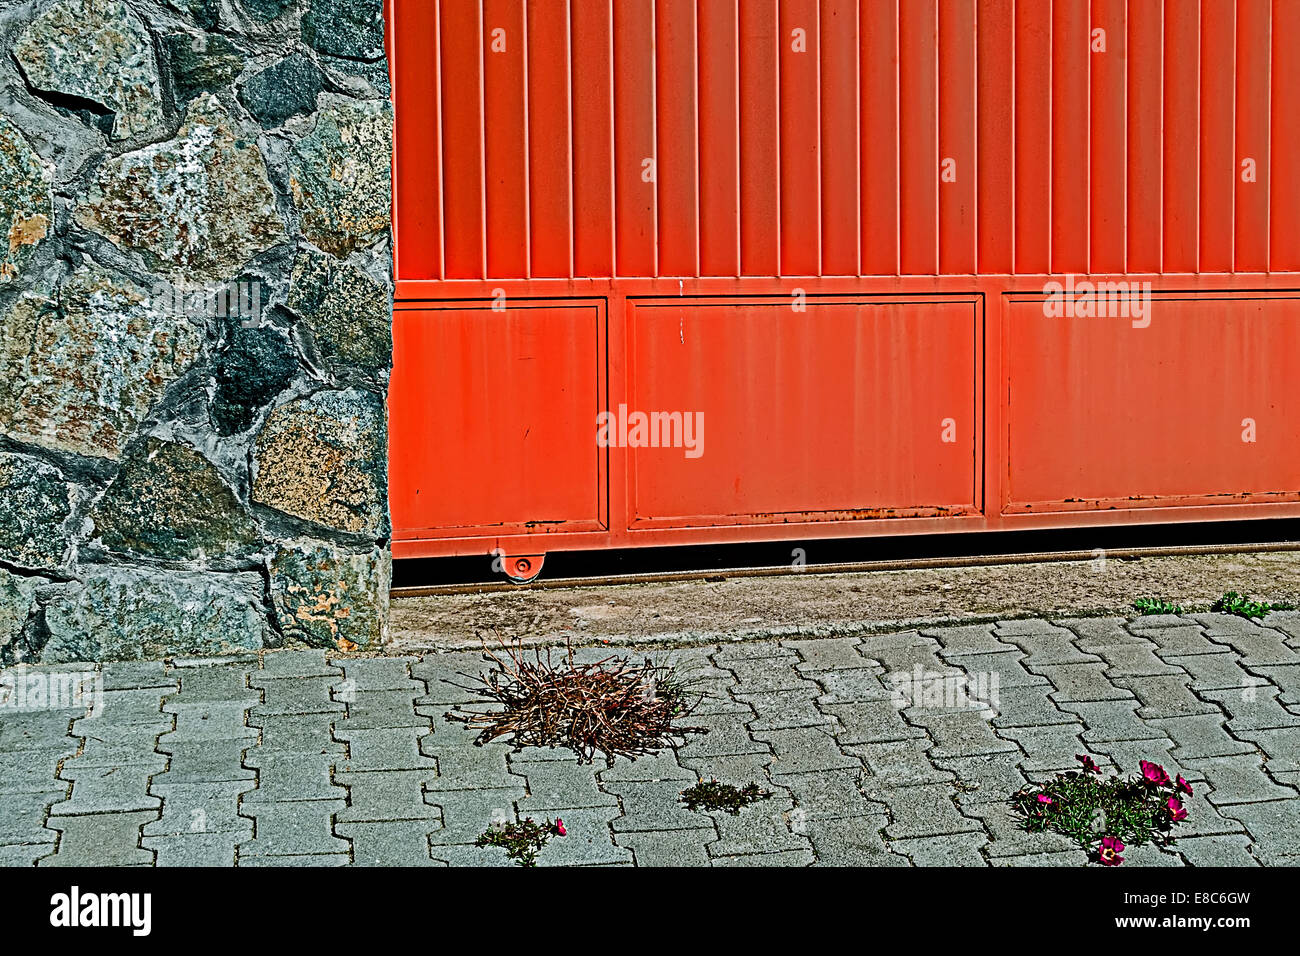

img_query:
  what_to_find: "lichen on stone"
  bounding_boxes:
[252,387,387,536]
[0,117,54,285]
[302,0,387,61]
[239,51,324,128]
[0,568,41,664]
[75,95,287,282]
[89,437,260,562]
[0,263,202,460]
[288,94,392,257]
[12,0,164,141]
[286,246,391,372]
[41,567,268,662]
[269,538,389,650]
[0,452,75,570]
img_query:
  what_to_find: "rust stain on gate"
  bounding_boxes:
[386,0,1300,571]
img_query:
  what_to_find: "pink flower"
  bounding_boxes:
[554,818,566,837]
[1098,835,1125,866]
[1076,754,1101,774]
[1141,760,1171,787]
[1176,775,1193,796]
[1036,794,1054,806]
[1166,797,1188,822]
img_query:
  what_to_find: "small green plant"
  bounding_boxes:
[1011,756,1192,866]
[681,779,772,815]
[1133,597,1183,615]
[476,816,566,867]
[1210,591,1295,620]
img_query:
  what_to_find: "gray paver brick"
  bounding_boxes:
[705,793,810,856]
[0,789,64,844]
[677,712,769,758]
[534,806,632,866]
[426,787,526,845]
[1165,652,1258,691]
[0,747,75,794]
[1220,799,1300,865]
[100,661,172,690]
[598,751,694,783]
[0,843,55,866]
[335,769,443,823]
[805,815,907,866]
[238,801,350,857]
[248,713,344,754]
[935,752,1031,806]
[50,762,164,815]
[996,724,1090,772]
[1181,754,1297,806]
[241,753,344,803]
[249,675,344,717]
[514,758,620,811]
[781,769,889,820]
[1173,833,1259,867]
[814,667,896,703]
[824,699,925,744]
[852,739,954,787]
[1143,625,1232,658]
[337,820,442,866]
[1039,662,1136,702]
[1147,714,1257,759]
[336,726,437,772]
[145,832,243,867]
[756,727,859,775]
[145,781,256,835]
[337,656,421,691]
[1113,674,1219,719]
[712,848,813,866]
[891,830,988,866]
[1059,700,1170,743]
[782,637,867,670]
[1198,685,1300,732]
[258,649,342,678]
[910,711,1019,759]
[874,782,981,839]
[615,828,715,866]
[924,623,1006,656]
[739,689,835,730]
[41,811,157,867]
[608,779,715,832]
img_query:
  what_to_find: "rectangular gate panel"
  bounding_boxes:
[1005,292,1300,512]
[389,301,607,537]
[625,297,981,527]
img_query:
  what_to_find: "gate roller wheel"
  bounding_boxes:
[503,554,545,584]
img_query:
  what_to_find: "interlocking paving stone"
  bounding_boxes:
[337,820,442,866]
[783,637,868,671]
[336,726,437,772]
[1198,685,1300,732]
[711,849,814,866]
[145,832,244,867]
[1220,799,1300,865]
[145,781,256,835]
[935,753,1032,806]
[891,831,989,866]
[1113,674,1219,719]
[4,612,1299,867]
[425,787,527,845]
[1197,615,1300,666]
[50,761,164,815]
[1112,843,1187,867]
[335,770,442,823]
[238,801,350,857]
[514,759,620,811]
[873,782,982,839]
[822,699,925,745]
[739,689,835,730]
[1180,754,1298,806]
[705,793,810,856]
[1147,714,1257,760]
[1166,652,1259,691]
[852,739,954,787]
[814,667,897,703]
[1173,833,1259,867]
[1038,662,1137,702]
[804,815,907,866]
[1059,701,1170,743]
[259,649,342,678]
[614,828,716,866]
[1142,625,1232,658]
[757,727,860,775]
[923,623,1006,656]
[781,769,890,820]
[608,780,716,832]
[0,843,55,866]
[534,807,632,866]
[0,747,75,794]
[41,811,158,867]
[240,753,344,803]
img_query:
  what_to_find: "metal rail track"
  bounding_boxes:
[391,539,1300,598]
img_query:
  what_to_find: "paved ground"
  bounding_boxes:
[2,611,1299,866]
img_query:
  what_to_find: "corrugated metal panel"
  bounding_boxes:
[395,0,1300,278]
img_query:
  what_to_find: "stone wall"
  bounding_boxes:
[0,0,393,661]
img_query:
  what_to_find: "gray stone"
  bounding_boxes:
[242,0,294,21]
[210,319,300,437]
[13,0,164,141]
[0,567,41,661]
[338,819,441,866]
[335,727,435,772]
[891,830,988,866]
[165,31,246,100]
[75,95,286,282]
[165,0,220,29]
[286,247,391,372]
[615,828,716,866]
[89,438,260,562]
[302,0,387,60]
[240,53,324,128]
[40,811,158,866]
[42,568,268,662]
[514,759,620,812]
[1172,833,1259,867]
[805,815,908,866]
[252,389,387,535]
[0,264,202,460]
[334,769,442,823]
[288,95,392,256]
[0,117,53,286]
[269,539,390,650]
[145,832,243,866]
[237,801,350,857]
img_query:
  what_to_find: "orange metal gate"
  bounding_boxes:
[387,0,1300,575]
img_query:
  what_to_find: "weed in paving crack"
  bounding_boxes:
[476,817,566,867]
[681,779,773,815]
[1133,597,1184,615]
[1210,591,1295,620]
